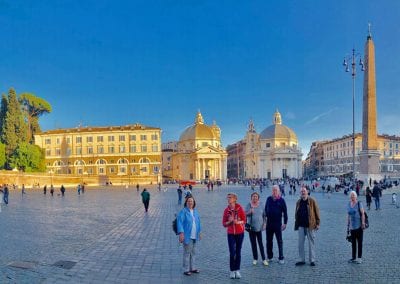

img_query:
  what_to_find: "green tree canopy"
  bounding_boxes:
[19,93,52,143]
[0,142,5,169]
[1,88,27,161]
[9,142,45,172]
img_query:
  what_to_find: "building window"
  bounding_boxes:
[108,136,115,142]
[88,146,93,154]
[266,143,270,148]
[45,138,51,145]
[98,146,104,154]
[88,168,93,174]
[152,145,158,152]
[76,137,82,143]
[56,138,60,145]
[66,148,71,155]
[87,136,93,143]
[141,145,147,152]
[140,135,147,141]
[66,137,71,144]
[108,146,115,153]
[120,145,125,153]
[109,167,115,174]
[130,135,136,141]
[76,147,82,155]
[97,136,104,142]
[130,145,137,153]
[119,135,125,142]
[151,134,158,141]
[202,142,208,147]
[56,148,61,155]
[153,166,159,173]
[46,149,51,156]
[99,167,105,174]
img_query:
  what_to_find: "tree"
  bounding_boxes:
[19,93,52,143]
[0,94,7,136]
[9,142,45,172]
[1,88,27,163]
[0,142,5,169]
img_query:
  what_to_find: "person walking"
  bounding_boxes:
[136,183,140,192]
[60,185,65,197]
[22,184,27,196]
[177,185,183,205]
[50,185,54,196]
[372,181,382,210]
[222,193,246,279]
[177,196,202,276]
[365,186,372,210]
[141,188,150,212]
[294,186,321,267]
[77,184,81,195]
[245,192,268,266]
[347,191,366,264]
[265,185,288,264]
[43,185,47,195]
[3,185,9,204]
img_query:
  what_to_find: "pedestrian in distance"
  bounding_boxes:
[177,196,202,276]
[141,188,150,212]
[77,184,81,195]
[136,183,140,192]
[43,185,47,195]
[50,185,54,196]
[347,191,366,264]
[222,193,246,279]
[60,185,65,197]
[81,184,85,194]
[365,187,372,210]
[177,185,183,205]
[245,192,268,266]
[372,181,382,210]
[265,185,288,264]
[3,185,9,204]
[22,184,27,196]
[294,187,320,267]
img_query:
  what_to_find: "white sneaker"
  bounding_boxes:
[263,260,269,266]
[235,271,241,279]
[279,259,285,264]
[356,258,362,264]
[230,271,235,279]
[252,260,257,265]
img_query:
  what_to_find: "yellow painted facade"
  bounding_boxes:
[34,124,162,184]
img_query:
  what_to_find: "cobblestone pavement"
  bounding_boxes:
[0,184,399,283]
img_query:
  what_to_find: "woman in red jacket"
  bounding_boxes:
[222,192,246,279]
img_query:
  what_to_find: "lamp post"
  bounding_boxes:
[343,48,364,183]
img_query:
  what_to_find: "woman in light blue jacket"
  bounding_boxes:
[177,196,202,276]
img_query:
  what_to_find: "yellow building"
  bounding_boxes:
[34,123,161,184]
[168,111,227,181]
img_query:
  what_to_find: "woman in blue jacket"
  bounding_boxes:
[177,196,202,276]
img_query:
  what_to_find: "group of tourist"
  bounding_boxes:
[175,183,369,279]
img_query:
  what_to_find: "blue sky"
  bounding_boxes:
[1,0,400,157]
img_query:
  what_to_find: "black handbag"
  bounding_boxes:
[346,229,352,242]
[245,212,253,232]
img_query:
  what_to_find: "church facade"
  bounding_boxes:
[165,112,227,182]
[228,110,302,179]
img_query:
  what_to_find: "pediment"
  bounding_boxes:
[195,145,223,154]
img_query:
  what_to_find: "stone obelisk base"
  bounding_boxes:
[358,150,381,185]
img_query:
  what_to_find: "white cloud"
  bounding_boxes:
[305,108,337,125]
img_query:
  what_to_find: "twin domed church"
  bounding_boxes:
[164,110,302,182]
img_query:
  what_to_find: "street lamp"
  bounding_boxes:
[343,48,364,183]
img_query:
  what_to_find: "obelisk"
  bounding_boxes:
[359,25,381,183]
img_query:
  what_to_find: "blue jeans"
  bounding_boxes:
[227,233,244,271]
[374,198,380,209]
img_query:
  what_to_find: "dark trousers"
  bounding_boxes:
[227,233,244,271]
[3,194,8,204]
[350,227,363,259]
[143,200,149,212]
[374,198,380,209]
[266,227,284,260]
[249,231,266,261]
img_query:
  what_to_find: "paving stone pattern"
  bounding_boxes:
[0,184,399,283]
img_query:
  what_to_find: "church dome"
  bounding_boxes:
[179,111,216,141]
[259,110,297,140]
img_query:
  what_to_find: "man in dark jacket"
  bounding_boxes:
[265,185,288,264]
[141,188,150,212]
[372,181,382,210]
